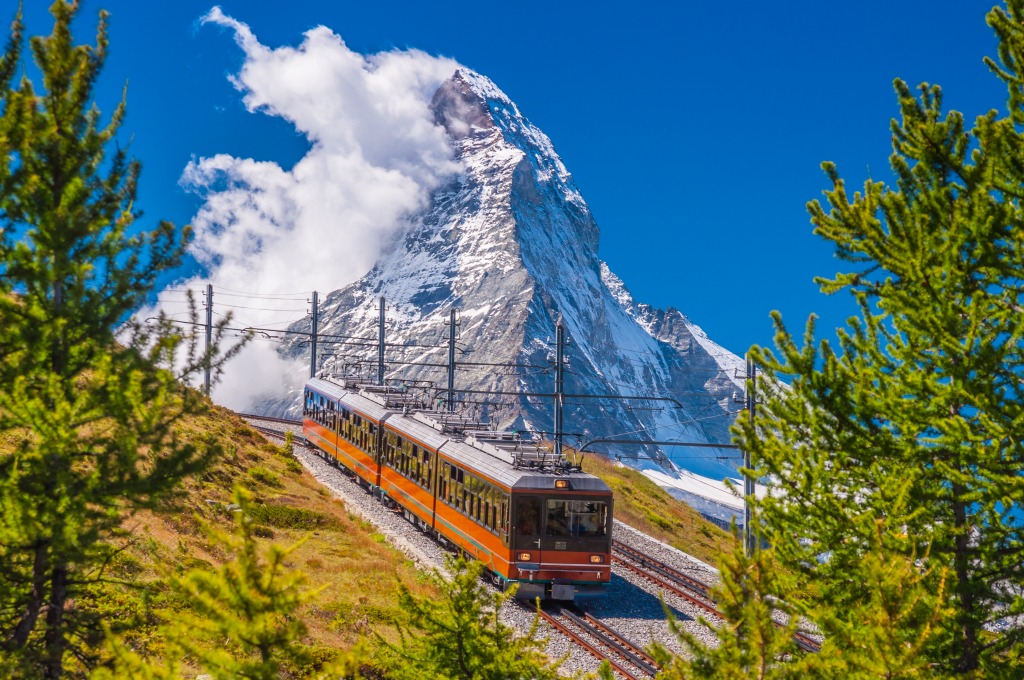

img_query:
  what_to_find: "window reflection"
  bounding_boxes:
[545,500,607,537]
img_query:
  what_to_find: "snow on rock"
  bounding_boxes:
[263,68,749,511]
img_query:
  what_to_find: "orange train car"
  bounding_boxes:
[302,376,613,601]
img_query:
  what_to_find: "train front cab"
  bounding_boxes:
[508,489,612,601]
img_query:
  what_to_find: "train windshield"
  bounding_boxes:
[544,499,608,538]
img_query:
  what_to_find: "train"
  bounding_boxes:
[302,375,613,601]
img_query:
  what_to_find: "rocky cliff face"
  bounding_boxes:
[277,69,744,481]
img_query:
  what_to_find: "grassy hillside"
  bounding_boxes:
[93,405,435,674]
[578,452,732,566]
[0,403,733,675]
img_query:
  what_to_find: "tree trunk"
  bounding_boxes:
[951,488,978,673]
[42,563,68,680]
[5,541,49,650]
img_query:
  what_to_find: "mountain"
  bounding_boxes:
[274,69,746,485]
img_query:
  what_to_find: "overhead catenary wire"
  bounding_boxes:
[210,290,308,301]
[215,303,308,312]
[211,284,311,297]
[170,287,748,470]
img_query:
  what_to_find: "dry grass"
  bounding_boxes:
[99,404,437,666]
[578,451,733,566]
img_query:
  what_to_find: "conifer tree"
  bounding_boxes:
[0,2,240,676]
[378,557,564,680]
[649,526,808,680]
[725,1,1024,676]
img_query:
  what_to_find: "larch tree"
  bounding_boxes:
[0,2,240,677]
[649,524,809,680]
[724,1,1024,677]
[378,557,566,680]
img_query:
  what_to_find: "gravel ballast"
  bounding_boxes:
[250,419,722,674]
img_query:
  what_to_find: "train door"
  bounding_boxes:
[513,496,543,567]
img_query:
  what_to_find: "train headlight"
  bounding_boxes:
[554,479,569,489]
[589,555,604,564]
[517,552,532,561]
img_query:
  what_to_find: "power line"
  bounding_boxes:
[211,284,311,297]
[216,303,307,313]
[211,290,307,301]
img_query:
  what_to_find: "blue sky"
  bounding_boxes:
[17,0,1008,358]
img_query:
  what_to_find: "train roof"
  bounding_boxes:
[305,377,611,494]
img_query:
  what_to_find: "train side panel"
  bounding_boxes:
[303,419,379,485]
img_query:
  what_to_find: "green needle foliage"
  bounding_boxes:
[378,557,563,680]
[0,2,242,677]
[722,2,1024,677]
[650,525,807,680]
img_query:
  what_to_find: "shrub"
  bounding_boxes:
[248,465,283,488]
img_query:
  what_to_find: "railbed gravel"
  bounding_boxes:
[248,418,722,676]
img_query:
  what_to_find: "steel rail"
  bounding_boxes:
[792,630,822,653]
[613,551,722,620]
[575,611,659,676]
[236,412,303,425]
[613,544,822,654]
[613,540,712,598]
[561,609,657,678]
[532,606,650,680]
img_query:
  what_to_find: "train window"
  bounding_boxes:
[544,500,608,538]
[515,497,540,536]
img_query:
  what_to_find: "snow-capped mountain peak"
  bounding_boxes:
[278,68,745,488]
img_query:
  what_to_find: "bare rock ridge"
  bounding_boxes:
[276,68,745,485]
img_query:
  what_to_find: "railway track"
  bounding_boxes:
[612,540,720,619]
[236,413,303,426]
[240,413,821,657]
[612,540,822,654]
[246,423,293,440]
[235,411,302,440]
[532,604,658,680]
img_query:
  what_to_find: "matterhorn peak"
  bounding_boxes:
[431,69,498,139]
[275,66,746,523]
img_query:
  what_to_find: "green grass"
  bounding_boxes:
[247,464,283,488]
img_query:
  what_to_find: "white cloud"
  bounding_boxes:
[158,6,462,412]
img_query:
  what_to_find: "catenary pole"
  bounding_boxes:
[554,317,565,459]
[447,309,457,412]
[204,283,213,396]
[310,290,319,378]
[744,352,756,555]
[378,297,385,386]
